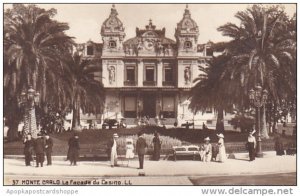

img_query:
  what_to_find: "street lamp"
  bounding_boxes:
[248,85,268,157]
[19,87,40,138]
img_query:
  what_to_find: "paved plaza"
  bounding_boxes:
[4,151,296,185]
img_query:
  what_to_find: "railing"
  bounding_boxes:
[124,81,137,86]
[162,81,175,86]
[143,81,157,86]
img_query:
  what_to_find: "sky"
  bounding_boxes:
[4,3,296,44]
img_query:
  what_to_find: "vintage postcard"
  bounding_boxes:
[2,2,297,192]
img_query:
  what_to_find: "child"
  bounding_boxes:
[125,138,135,166]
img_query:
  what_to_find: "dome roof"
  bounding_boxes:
[101,4,125,35]
[176,5,199,34]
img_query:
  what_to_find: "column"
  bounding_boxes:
[157,59,163,87]
[138,59,143,86]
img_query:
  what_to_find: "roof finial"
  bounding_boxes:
[149,19,152,25]
[110,4,118,16]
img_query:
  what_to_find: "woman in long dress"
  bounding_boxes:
[200,137,212,162]
[216,133,226,162]
[152,132,161,161]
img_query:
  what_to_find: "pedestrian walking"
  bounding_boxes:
[152,132,161,161]
[246,130,256,161]
[23,134,34,166]
[44,133,53,165]
[136,132,147,169]
[200,137,212,162]
[216,133,226,162]
[68,133,80,166]
[34,133,45,167]
[108,133,119,167]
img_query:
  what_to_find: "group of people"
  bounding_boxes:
[108,132,149,169]
[199,133,227,163]
[23,133,53,167]
[24,128,288,168]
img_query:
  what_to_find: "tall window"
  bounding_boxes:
[126,66,135,82]
[164,67,173,82]
[124,96,136,118]
[87,45,94,55]
[145,66,155,81]
[161,96,175,118]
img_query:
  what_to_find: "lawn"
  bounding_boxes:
[4,126,296,156]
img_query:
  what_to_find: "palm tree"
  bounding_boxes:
[217,5,296,137]
[190,54,241,132]
[61,52,105,130]
[4,4,73,140]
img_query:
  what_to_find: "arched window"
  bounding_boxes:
[184,41,192,49]
[109,40,117,48]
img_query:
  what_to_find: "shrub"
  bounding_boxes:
[116,134,182,150]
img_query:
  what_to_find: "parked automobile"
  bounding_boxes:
[102,118,127,129]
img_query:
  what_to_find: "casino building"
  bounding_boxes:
[76,5,233,128]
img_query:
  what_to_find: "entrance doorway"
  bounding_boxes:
[142,94,156,118]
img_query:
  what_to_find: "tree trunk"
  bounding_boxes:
[71,99,81,131]
[261,106,269,139]
[6,98,21,141]
[216,107,224,132]
[272,103,277,133]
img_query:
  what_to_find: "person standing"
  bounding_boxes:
[68,133,80,166]
[152,132,161,161]
[108,133,119,167]
[44,133,53,165]
[23,134,34,166]
[246,130,256,161]
[274,133,285,156]
[201,137,212,162]
[216,133,226,163]
[125,138,134,166]
[34,133,45,167]
[136,132,147,169]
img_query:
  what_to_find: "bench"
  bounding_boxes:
[172,145,200,161]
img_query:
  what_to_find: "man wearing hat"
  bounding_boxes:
[136,132,147,169]
[201,137,212,162]
[108,133,119,167]
[68,133,80,166]
[34,132,45,167]
[246,129,256,161]
[23,133,34,166]
[44,133,53,165]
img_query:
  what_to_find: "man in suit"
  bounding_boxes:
[136,132,147,169]
[34,133,45,167]
[44,133,53,165]
[23,134,34,166]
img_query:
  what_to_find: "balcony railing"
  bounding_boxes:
[143,81,157,86]
[124,81,137,86]
[162,81,175,86]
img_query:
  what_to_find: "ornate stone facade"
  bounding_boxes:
[79,5,227,128]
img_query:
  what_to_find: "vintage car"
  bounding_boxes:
[172,145,200,161]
